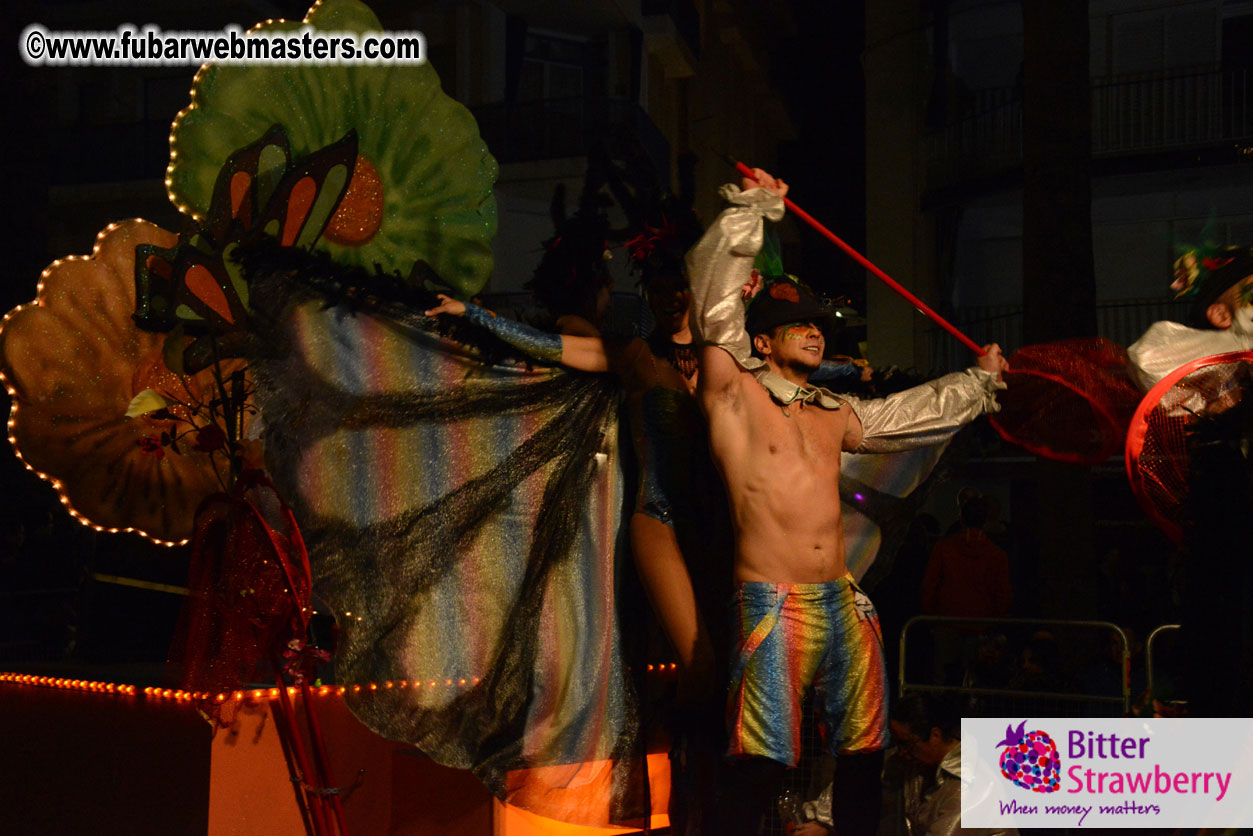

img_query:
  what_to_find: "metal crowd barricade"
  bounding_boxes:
[1145,623,1182,707]
[899,615,1133,717]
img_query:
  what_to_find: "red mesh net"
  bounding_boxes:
[1125,350,1253,545]
[990,338,1143,464]
[168,474,314,726]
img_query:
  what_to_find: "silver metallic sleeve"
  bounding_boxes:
[805,783,834,828]
[1126,319,1253,392]
[685,184,785,371]
[843,368,1005,453]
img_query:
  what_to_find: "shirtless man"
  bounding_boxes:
[687,170,1007,835]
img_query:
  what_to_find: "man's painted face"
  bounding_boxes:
[780,324,816,341]
[767,321,824,369]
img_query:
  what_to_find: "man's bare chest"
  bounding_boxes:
[745,388,846,465]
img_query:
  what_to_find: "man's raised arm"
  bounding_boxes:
[686,172,786,405]
[841,345,1008,452]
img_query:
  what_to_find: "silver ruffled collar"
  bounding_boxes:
[754,368,845,411]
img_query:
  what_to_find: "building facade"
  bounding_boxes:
[866,0,1253,371]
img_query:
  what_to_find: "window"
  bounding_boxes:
[516,33,586,102]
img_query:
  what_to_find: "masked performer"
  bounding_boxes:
[430,229,730,834]
[428,261,716,675]
[525,187,617,338]
[1124,246,1253,716]
[1124,245,1253,538]
[1127,246,1253,392]
[688,169,1006,836]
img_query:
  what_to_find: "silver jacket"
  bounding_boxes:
[1126,319,1253,393]
[899,743,1017,836]
[811,743,1016,835]
[686,184,1004,453]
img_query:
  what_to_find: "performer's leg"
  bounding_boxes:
[631,512,719,835]
[815,579,889,836]
[630,512,715,701]
[722,584,831,833]
[727,583,823,766]
[831,750,886,836]
[716,756,786,836]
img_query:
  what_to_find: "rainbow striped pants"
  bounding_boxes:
[726,577,889,766]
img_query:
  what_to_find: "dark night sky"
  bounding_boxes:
[775,1,869,310]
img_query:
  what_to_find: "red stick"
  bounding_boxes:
[272,671,332,836]
[733,161,986,357]
[300,678,350,836]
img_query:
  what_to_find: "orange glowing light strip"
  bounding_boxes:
[636,663,679,673]
[1,665,678,705]
[0,672,498,705]
[0,220,189,549]
[0,672,138,696]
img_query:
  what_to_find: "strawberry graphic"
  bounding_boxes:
[996,720,1061,793]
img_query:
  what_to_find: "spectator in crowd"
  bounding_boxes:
[1009,630,1071,694]
[943,487,982,536]
[883,693,1018,836]
[920,495,1012,683]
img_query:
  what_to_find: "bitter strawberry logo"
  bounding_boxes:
[997,720,1061,793]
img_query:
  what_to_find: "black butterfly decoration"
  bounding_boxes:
[133,125,358,373]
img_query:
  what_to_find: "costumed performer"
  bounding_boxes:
[427,233,866,836]
[1127,245,1253,716]
[1127,246,1253,392]
[426,241,719,701]
[524,187,617,338]
[688,169,1006,836]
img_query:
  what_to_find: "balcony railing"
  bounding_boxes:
[1092,68,1250,154]
[926,69,1253,190]
[923,297,1191,373]
[472,96,670,178]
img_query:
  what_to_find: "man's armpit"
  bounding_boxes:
[701,373,746,418]
[697,345,745,409]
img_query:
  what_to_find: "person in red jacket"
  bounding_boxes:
[920,494,1012,684]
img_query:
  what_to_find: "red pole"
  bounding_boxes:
[272,666,331,836]
[732,160,986,357]
[300,679,350,836]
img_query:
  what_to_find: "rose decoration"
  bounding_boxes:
[769,282,801,303]
[0,220,244,545]
[166,0,498,297]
